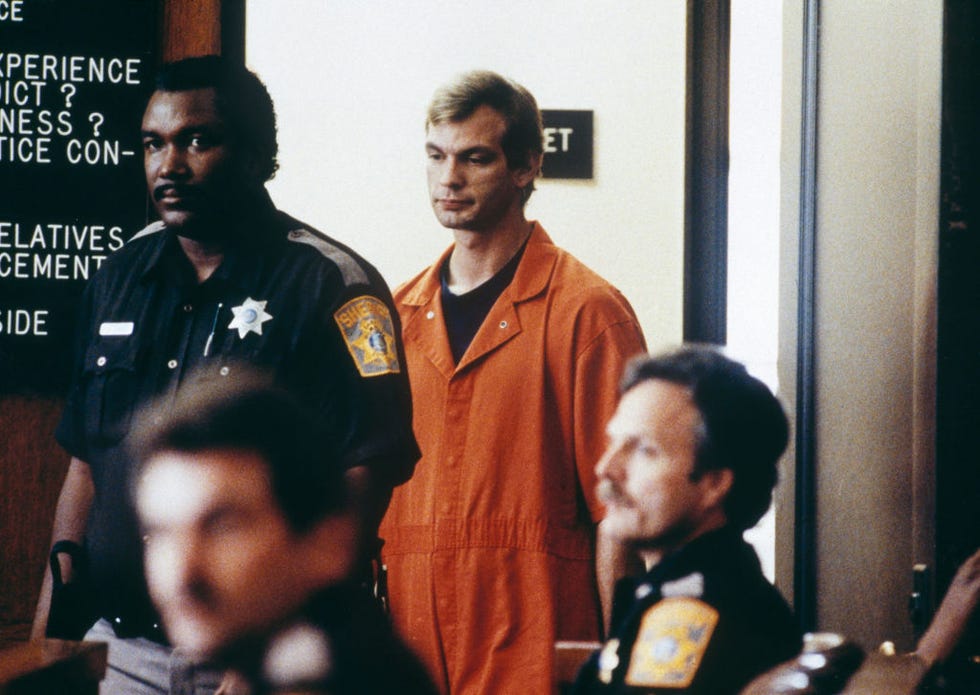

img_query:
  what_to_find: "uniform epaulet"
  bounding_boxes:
[284,227,369,287]
[625,597,718,688]
[127,220,167,243]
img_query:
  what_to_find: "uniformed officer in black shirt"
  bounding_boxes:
[32,56,419,695]
[573,347,801,694]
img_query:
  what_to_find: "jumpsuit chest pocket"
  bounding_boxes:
[82,339,141,446]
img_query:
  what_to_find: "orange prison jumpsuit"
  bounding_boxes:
[380,224,647,694]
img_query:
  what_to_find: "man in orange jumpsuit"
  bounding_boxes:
[379,70,647,694]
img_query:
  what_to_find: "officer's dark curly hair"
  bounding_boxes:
[620,346,789,532]
[129,366,347,533]
[151,55,279,182]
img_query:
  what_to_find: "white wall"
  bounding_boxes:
[244,0,686,349]
[728,0,784,581]
[779,0,942,650]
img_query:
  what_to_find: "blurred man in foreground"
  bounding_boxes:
[131,371,437,694]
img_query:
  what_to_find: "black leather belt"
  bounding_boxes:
[106,614,169,644]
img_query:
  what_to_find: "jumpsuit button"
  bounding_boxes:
[219,366,230,376]
[183,304,193,312]
[96,356,107,367]
[426,311,435,320]
[499,320,508,329]
[167,359,178,369]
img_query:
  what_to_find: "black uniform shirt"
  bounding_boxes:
[574,527,802,695]
[240,583,439,695]
[55,196,420,629]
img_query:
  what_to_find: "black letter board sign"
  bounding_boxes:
[0,0,156,394]
[541,109,593,179]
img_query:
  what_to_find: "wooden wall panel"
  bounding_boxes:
[0,397,67,645]
[160,0,223,61]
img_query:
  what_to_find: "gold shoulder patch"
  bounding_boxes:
[625,597,718,689]
[334,296,401,377]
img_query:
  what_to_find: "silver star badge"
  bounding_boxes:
[228,297,273,338]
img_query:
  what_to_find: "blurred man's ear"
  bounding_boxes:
[698,468,734,514]
[303,512,359,586]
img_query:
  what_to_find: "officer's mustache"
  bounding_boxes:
[153,183,200,201]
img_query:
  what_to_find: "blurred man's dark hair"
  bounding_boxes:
[129,366,348,533]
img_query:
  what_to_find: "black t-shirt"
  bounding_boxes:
[573,527,801,694]
[439,240,526,363]
[56,198,419,627]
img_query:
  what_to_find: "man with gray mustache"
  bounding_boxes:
[574,347,801,694]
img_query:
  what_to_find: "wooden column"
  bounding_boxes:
[159,0,223,61]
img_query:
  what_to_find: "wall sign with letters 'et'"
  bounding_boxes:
[0,0,157,394]
[541,109,593,180]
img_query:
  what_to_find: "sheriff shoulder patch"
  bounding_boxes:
[334,295,401,377]
[625,597,719,689]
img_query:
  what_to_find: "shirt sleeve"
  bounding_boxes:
[573,297,647,523]
[292,279,420,487]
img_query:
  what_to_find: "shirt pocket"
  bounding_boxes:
[82,338,140,446]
